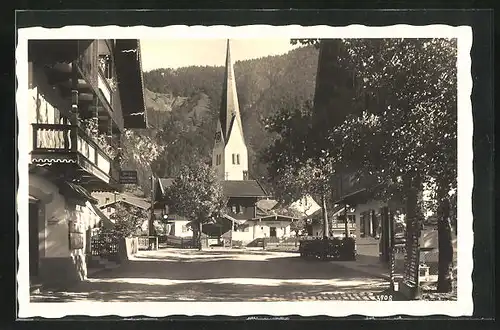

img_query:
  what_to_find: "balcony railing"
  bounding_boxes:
[31,123,118,184]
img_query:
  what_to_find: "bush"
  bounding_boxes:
[299,237,356,261]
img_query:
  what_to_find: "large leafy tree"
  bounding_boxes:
[288,38,457,292]
[164,161,227,250]
[261,100,338,238]
[307,38,457,292]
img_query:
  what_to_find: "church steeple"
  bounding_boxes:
[212,39,249,181]
[220,39,243,143]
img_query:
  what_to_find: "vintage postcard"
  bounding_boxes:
[16,24,473,318]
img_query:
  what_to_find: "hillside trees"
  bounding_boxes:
[120,129,165,197]
[142,46,319,184]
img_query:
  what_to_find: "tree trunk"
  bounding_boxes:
[404,175,421,243]
[191,221,200,250]
[321,193,329,238]
[198,221,203,251]
[437,197,454,292]
[344,204,349,238]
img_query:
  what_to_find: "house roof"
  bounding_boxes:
[222,180,268,198]
[91,203,115,227]
[309,204,345,219]
[100,193,151,210]
[114,39,148,129]
[58,181,98,205]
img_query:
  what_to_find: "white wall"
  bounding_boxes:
[173,220,193,238]
[223,119,248,181]
[232,221,292,243]
[29,174,69,258]
[29,174,100,258]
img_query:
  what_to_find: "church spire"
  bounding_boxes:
[220,39,243,142]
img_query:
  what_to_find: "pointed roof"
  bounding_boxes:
[219,39,244,143]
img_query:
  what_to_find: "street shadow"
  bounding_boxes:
[91,256,379,281]
[30,251,395,303]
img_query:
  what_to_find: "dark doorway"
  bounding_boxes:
[29,201,40,278]
[269,227,277,238]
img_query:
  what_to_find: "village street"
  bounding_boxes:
[31,248,389,302]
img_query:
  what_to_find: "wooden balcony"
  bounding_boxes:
[31,123,120,190]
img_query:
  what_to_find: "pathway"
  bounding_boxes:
[31,248,389,302]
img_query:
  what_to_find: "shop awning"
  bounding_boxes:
[58,181,98,205]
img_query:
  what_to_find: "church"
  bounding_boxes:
[157,40,297,246]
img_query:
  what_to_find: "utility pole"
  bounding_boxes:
[149,173,156,250]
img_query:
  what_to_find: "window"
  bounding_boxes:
[232,154,235,164]
[236,154,240,165]
[232,205,237,213]
[243,170,248,180]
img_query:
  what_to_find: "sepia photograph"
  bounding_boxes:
[16,24,473,318]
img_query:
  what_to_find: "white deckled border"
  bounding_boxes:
[16,24,473,318]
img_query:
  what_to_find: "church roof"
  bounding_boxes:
[219,39,245,145]
[222,180,269,198]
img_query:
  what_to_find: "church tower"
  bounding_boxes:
[212,40,249,181]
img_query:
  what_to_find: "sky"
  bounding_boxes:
[139,39,300,72]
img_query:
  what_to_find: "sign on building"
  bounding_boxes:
[119,170,138,184]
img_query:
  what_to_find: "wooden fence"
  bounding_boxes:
[90,233,119,259]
